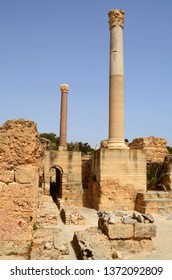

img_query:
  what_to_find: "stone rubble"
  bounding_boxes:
[60,207,85,225]
[97,210,154,224]
[72,227,116,260]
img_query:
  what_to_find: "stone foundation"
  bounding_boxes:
[89,148,146,210]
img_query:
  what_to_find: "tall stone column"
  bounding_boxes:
[108,9,128,149]
[59,84,69,150]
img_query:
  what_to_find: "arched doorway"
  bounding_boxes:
[49,166,63,203]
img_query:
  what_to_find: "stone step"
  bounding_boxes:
[143,198,172,208]
[135,205,172,215]
[137,191,172,200]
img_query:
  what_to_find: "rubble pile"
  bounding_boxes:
[98,210,156,255]
[61,207,85,225]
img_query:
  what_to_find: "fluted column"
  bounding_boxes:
[108,9,128,149]
[59,84,69,150]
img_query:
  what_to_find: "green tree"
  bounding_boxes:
[40,132,59,150]
[67,141,79,151]
[78,142,94,154]
[167,146,172,154]
[39,132,94,154]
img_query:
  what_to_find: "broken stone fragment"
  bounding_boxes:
[44,242,51,250]
[114,211,123,217]
[122,216,137,224]
[142,214,154,223]
[97,210,104,217]
[54,237,69,255]
[132,212,144,223]
[108,217,115,224]
[101,213,110,221]
[137,215,145,223]
[132,211,138,220]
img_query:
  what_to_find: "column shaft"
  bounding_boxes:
[59,84,69,149]
[108,10,128,149]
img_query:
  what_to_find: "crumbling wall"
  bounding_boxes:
[99,180,136,211]
[89,148,146,211]
[87,180,136,211]
[129,137,168,163]
[0,119,44,257]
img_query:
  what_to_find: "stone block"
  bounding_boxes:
[0,240,31,256]
[15,166,37,184]
[13,198,35,212]
[110,239,133,251]
[134,224,156,239]
[140,239,154,251]
[9,183,34,198]
[103,223,134,239]
[73,227,113,260]
[0,197,13,210]
[0,170,14,183]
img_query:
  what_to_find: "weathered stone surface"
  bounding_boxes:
[0,241,31,257]
[122,216,137,224]
[89,148,146,211]
[0,119,43,167]
[140,239,154,251]
[103,223,134,240]
[95,179,136,211]
[73,227,116,260]
[0,119,45,258]
[134,224,156,239]
[142,214,154,223]
[15,166,37,184]
[43,150,83,206]
[61,207,85,225]
[0,170,14,183]
[129,136,168,163]
[30,228,68,260]
[135,191,172,215]
[54,236,69,255]
[111,239,142,253]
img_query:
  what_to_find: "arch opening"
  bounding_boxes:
[49,166,62,203]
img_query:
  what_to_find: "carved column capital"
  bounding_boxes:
[60,84,69,93]
[108,9,125,29]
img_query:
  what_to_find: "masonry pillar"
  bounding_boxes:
[108,9,128,149]
[59,84,69,150]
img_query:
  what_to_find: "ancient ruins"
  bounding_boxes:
[0,9,172,260]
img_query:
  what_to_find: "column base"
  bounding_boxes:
[107,138,129,150]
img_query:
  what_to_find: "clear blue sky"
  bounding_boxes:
[0,0,172,148]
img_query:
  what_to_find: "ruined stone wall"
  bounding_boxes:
[129,137,168,163]
[0,119,44,257]
[43,150,83,206]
